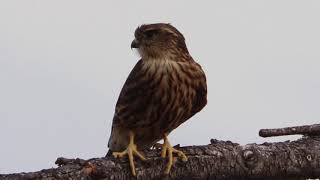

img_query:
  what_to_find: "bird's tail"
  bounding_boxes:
[105,149,113,157]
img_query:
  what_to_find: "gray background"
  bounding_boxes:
[0,0,319,173]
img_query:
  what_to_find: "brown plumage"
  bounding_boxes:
[107,23,207,174]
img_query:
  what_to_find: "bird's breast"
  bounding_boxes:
[139,59,197,126]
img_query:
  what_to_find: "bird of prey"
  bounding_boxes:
[108,23,207,176]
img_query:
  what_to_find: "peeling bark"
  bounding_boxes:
[1,125,320,180]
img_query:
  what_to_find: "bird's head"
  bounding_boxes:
[132,23,189,60]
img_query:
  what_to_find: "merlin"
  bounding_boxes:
[107,23,207,176]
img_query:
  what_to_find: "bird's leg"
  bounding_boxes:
[161,133,188,174]
[112,131,146,176]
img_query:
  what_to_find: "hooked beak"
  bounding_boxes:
[131,39,139,49]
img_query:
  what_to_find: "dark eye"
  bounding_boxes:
[144,29,158,38]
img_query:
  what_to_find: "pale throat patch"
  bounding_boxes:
[141,58,181,74]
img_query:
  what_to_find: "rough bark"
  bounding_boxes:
[1,124,320,180]
[259,124,320,137]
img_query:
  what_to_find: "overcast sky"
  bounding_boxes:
[0,0,319,174]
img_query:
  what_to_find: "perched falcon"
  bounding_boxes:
[108,23,207,176]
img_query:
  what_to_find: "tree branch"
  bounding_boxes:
[259,124,320,137]
[1,124,320,180]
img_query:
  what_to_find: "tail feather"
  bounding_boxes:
[106,149,113,157]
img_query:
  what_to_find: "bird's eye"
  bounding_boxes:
[144,30,158,38]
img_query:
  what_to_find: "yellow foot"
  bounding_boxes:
[112,132,146,176]
[161,134,188,174]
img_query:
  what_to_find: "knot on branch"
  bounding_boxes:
[241,145,261,171]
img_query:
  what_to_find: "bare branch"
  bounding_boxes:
[1,124,320,180]
[259,124,320,137]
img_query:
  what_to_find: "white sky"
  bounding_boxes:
[0,0,319,174]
